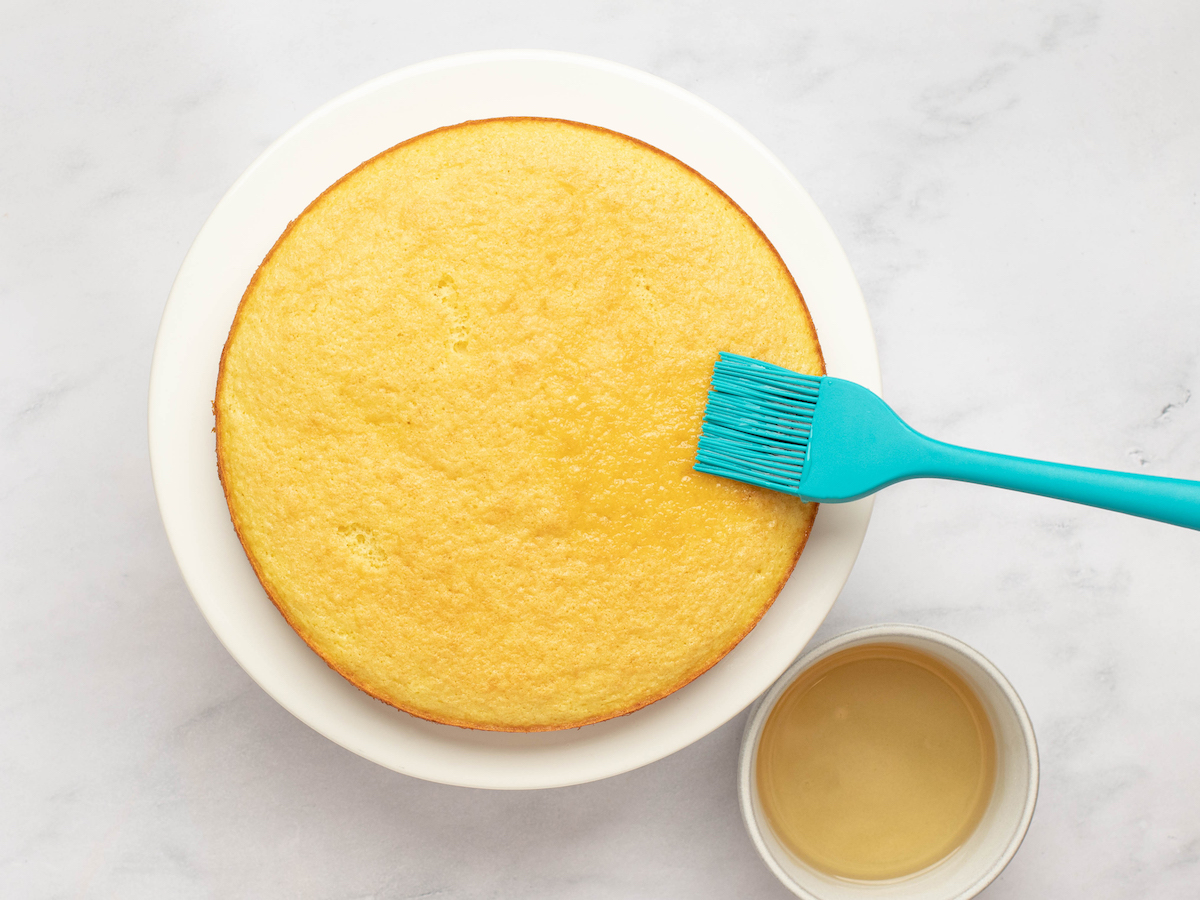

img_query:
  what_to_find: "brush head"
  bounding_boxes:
[694,352,820,495]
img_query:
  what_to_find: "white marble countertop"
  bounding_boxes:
[3,2,1199,897]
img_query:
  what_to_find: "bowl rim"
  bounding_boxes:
[149,49,881,789]
[737,623,1040,899]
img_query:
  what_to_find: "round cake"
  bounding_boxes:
[215,117,823,731]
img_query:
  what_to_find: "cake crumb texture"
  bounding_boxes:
[216,118,823,730]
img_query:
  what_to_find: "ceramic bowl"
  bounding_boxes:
[739,624,1038,899]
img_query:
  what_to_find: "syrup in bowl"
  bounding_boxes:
[755,643,996,880]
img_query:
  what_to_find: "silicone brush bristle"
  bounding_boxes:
[693,352,819,495]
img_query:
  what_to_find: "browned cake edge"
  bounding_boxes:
[214,116,826,732]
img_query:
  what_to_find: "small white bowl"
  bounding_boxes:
[739,624,1038,900]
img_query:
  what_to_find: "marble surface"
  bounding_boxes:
[3,1,1199,896]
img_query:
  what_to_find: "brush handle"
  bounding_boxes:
[909,435,1200,530]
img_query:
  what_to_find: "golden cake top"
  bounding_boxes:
[215,117,823,731]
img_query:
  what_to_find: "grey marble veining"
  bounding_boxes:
[3,1,1199,897]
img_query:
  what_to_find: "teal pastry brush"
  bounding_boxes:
[694,352,1200,530]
